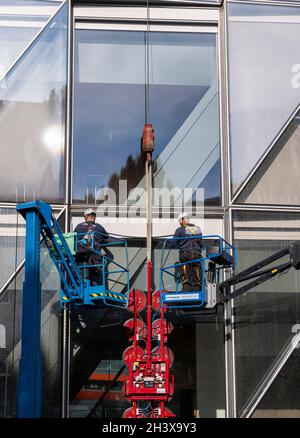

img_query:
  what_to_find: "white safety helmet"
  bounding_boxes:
[178,212,189,222]
[84,208,96,217]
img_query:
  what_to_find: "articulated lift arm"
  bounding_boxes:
[217,241,300,304]
[18,201,85,294]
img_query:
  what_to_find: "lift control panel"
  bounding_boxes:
[124,358,174,401]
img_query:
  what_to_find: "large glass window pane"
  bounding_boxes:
[0,0,62,80]
[72,28,221,208]
[232,210,300,417]
[227,2,300,195]
[0,2,67,203]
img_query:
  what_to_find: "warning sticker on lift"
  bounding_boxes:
[164,293,200,301]
[157,388,166,393]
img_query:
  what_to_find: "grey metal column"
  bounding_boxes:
[223,209,237,418]
[220,0,237,418]
[61,0,74,419]
[65,0,73,209]
[61,301,71,418]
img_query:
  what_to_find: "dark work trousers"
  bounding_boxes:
[179,250,202,292]
[76,252,103,286]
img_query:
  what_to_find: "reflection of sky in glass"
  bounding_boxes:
[0,0,62,77]
[228,2,300,18]
[0,28,37,75]
[73,30,220,205]
[228,2,300,193]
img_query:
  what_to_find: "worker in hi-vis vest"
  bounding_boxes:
[173,212,203,292]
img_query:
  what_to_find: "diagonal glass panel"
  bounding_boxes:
[250,346,300,418]
[233,210,300,417]
[237,110,300,205]
[0,0,62,81]
[0,1,67,203]
[227,2,300,196]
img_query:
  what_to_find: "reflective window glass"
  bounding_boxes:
[227,2,300,195]
[0,0,62,80]
[72,29,221,208]
[0,2,67,203]
[232,210,300,417]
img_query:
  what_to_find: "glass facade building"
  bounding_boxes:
[0,0,300,418]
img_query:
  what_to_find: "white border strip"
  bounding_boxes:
[74,6,220,24]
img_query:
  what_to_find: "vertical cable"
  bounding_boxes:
[145,159,152,262]
[144,0,150,125]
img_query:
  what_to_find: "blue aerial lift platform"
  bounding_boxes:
[159,235,237,309]
[16,200,130,417]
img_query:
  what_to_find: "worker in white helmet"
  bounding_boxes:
[74,208,109,286]
[173,212,203,292]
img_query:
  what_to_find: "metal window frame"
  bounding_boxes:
[69,6,225,418]
[223,206,237,417]
[221,0,237,418]
[219,2,231,212]
[65,0,74,208]
[71,6,222,219]
[230,204,300,212]
[217,12,225,208]
[62,0,73,418]
[67,0,300,420]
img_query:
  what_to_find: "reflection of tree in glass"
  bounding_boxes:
[108,154,144,199]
